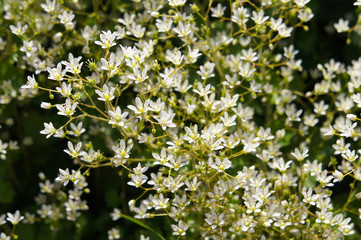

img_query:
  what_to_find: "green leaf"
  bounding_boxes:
[120,214,166,240]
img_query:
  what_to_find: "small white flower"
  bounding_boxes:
[55,168,71,186]
[108,228,120,240]
[153,111,176,130]
[127,67,148,83]
[112,140,133,162]
[20,40,37,57]
[110,208,122,221]
[173,22,192,38]
[40,122,57,138]
[211,157,232,172]
[294,0,311,8]
[95,30,117,49]
[40,102,52,109]
[56,99,78,116]
[168,0,187,7]
[153,148,174,166]
[0,214,6,225]
[127,97,152,116]
[22,75,37,89]
[10,22,27,36]
[0,232,10,240]
[95,84,115,102]
[64,141,84,158]
[47,63,67,81]
[6,210,24,225]
[108,106,128,127]
[171,220,188,236]
[61,53,83,74]
[302,187,319,205]
[334,18,350,33]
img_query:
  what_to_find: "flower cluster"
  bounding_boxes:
[2,0,361,239]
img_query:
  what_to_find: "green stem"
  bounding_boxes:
[120,213,166,240]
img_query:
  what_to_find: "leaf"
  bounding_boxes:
[120,213,166,240]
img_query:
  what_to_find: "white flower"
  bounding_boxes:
[197,62,215,80]
[291,148,309,161]
[0,233,10,240]
[41,0,58,13]
[152,193,169,210]
[56,82,72,97]
[193,82,212,96]
[110,208,122,221]
[56,99,78,116]
[168,0,187,7]
[156,17,173,32]
[316,208,332,224]
[127,174,148,188]
[185,177,201,191]
[55,168,71,186]
[220,112,237,127]
[58,10,75,30]
[210,157,232,172]
[278,24,293,38]
[21,75,38,89]
[6,210,24,225]
[334,19,350,33]
[211,3,226,18]
[251,10,269,25]
[100,53,120,76]
[40,122,57,138]
[153,148,173,166]
[244,198,263,214]
[242,138,260,153]
[47,63,67,81]
[173,22,192,38]
[186,46,201,64]
[140,235,149,240]
[238,62,256,78]
[95,30,117,49]
[302,187,319,205]
[341,149,359,162]
[64,141,83,158]
[95,84,115,102]
[108,106,128,127]
[232,7,250,26]
[10,22,27,36]
[268,157,292,173]
[40,102,52,109]
[112,140,133,162]
[127,67,148,83]
[294,0,311,8]
[127,97,151,116]
[0,214,6,225]
[166,50,184,66]
[220,93,239,109]
[108,228,120,240]
[20,40,37,57]
[69,122,86,137]
[171,220,188,236]
[61,53,83,74]
[0,140,7,156]
[333,170,344,182]
[153,111,176,130]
